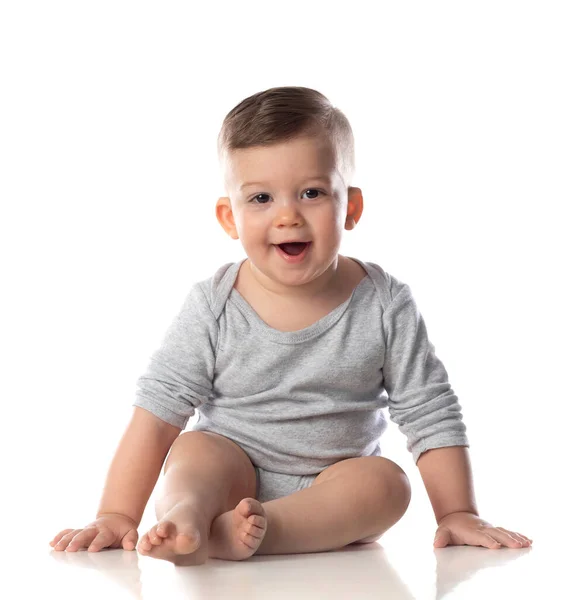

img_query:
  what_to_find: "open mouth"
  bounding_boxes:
[274,241,312,261]
[277,242,310,256]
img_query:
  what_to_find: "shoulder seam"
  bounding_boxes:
[199,279,221,353]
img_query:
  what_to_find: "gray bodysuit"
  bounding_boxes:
[133,257,469,501]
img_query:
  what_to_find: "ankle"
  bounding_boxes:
[156,493,220,528]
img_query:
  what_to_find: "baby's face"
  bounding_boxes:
[216,134,362,291]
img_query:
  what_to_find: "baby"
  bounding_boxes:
[50,86,532,566]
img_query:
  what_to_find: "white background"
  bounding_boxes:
[1,0,579,571]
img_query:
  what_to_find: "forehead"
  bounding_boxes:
[225,135,338,190]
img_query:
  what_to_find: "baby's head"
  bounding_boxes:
[215,86,364,288]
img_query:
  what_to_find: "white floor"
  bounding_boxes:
[6,487,576,600]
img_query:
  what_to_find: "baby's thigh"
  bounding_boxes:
[254,468,317,503]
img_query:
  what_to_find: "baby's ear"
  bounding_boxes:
[345,187,364,229]
[216,196,239,239]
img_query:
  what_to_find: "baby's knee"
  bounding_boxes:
[367,457,412,514]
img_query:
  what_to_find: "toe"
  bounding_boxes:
[238,498,254,517]
[156,522,169,538]
[138,536,152,552]
[249,514,266,528]
[149,530,163,545]
[245,523,265,538]
[240,498,263,518]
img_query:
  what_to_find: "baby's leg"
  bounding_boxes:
[239,456,411,555]
[137,431,263,566]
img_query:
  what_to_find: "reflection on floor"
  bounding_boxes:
[25,515,574,600]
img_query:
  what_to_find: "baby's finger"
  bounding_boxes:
[66,526,99,552]
[504,529,532,543]
[50,529,75,547]
[121,529,139,551]
[479,532,502,548]
[504,531,530,545]
[53,530,83,551]
[496,527,531,546]
[459,526,501,549]
[88,528,116,552]
[487,528,523,548]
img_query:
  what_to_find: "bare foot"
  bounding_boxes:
[136,500,209,566]
[208,498,267,561]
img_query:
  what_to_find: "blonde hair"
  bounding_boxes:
[217,86,355,191]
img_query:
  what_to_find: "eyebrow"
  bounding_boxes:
[239,176,332,191]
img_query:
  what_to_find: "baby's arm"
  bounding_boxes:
[96,406,181,524]
[50,406,181,552]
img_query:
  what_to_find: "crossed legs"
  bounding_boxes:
[137,431,411,565]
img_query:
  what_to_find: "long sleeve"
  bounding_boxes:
[382,277,469,464]
[133,282,219,429]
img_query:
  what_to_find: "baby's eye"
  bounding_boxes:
[251,193,270,204]
[249,189,324,204]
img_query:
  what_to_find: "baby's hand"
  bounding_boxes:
[433,511,532,549]
[49,513,139,552]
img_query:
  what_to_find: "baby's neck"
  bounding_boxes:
[246,255,344,302]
